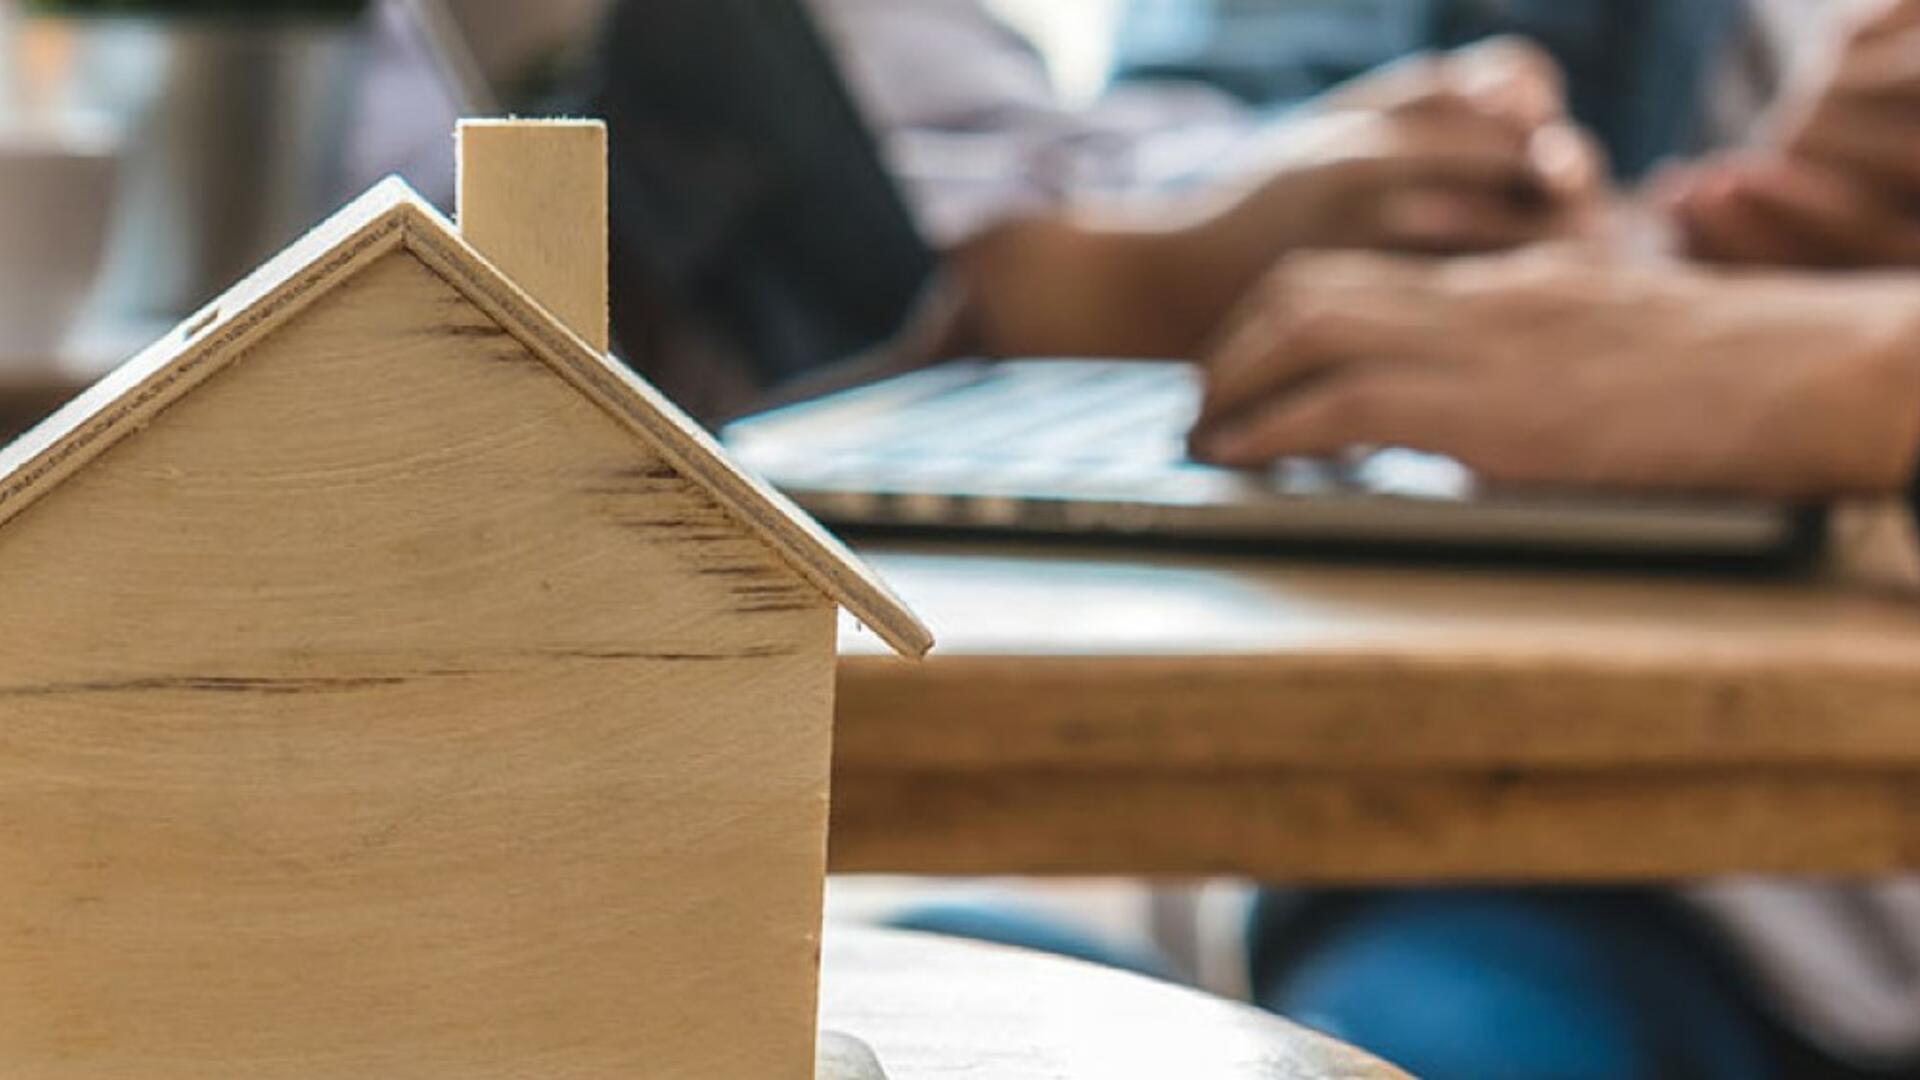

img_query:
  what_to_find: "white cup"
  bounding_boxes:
[0,117,119,362]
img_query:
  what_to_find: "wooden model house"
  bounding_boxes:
[0,121,930,1078]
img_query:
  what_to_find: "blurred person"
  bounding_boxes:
[1178,14,1920,1078]
[941,35,1605,360]
[825,0,1920,285]
[1186,223,1920,1080]
[814,0,1588,244]
[807,0,1920,372]
[1169,8,1920,1079]
[589,0,1601,417]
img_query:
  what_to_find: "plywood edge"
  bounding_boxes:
[0,177,422,535]
[394,204,935,659]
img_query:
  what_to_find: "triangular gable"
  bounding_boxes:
[0,178,932,658]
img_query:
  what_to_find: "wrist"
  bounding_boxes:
[950,214,1210,358]
[1128,193,1313,357]
[1827,307,1920,497]
[948,169,1315,359]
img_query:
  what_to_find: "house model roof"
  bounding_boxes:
[0,177,933,658]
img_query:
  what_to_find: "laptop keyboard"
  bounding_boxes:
[723,359,1796,554]
[729,359,1477,505]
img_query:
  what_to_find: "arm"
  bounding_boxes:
[815,3,1602,359]
[949,41,1605,359]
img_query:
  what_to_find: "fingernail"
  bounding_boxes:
[1529,126,1599,198]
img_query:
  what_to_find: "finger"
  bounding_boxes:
[1313,50,1448,113]
[1529,124,1609,205]
[1366,106,1538,184]
[1733,162,1920,265]
[1788,98,1920,192]
[1199,293,1294,425]
[1194,365,1473,466]
[1447,35,1567,130]
[1197,296,1384,432]
[1374,186,1560,252]
[1361,110,1603,218]
[1198,256,1464,427]
[1826,26,1920,97]
[1386,85,1497,122]
[1823,24,1920,102]
[1850,0,1920,46]
[1335,110,1555,224]
[1671,173,1818,265]
[1323,44,1557,126]
[1644,159,1717,212]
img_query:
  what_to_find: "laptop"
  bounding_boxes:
[591,0,1809,559]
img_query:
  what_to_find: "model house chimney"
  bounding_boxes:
[456,119,610,353]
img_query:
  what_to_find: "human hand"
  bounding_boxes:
[1666,0,1920,267]
[948,39,1606,361]
[1313,33,1566,134]
[1189,250,1920,498]
[1662,154,1920,266]
[1213,36,1603,255]
[1779,0,1920,191]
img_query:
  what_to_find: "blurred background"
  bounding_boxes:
[0,0,1102,342]
[0,0,1129,420]
[0,0,573,347]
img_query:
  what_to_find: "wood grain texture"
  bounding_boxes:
[456,120,609,352]
[819,927,1408,1079]
[830,543,1920,879]
[829,770,1920,881]
[0,177,931,657]
[0,252,837,1077]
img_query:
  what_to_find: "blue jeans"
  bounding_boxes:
[1250,889,1799,1080]
[892,888,1856,1079]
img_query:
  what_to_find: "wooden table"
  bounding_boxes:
[820,926,1405,1079]
[832,541,1920,881]
[14,363,1920,883]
